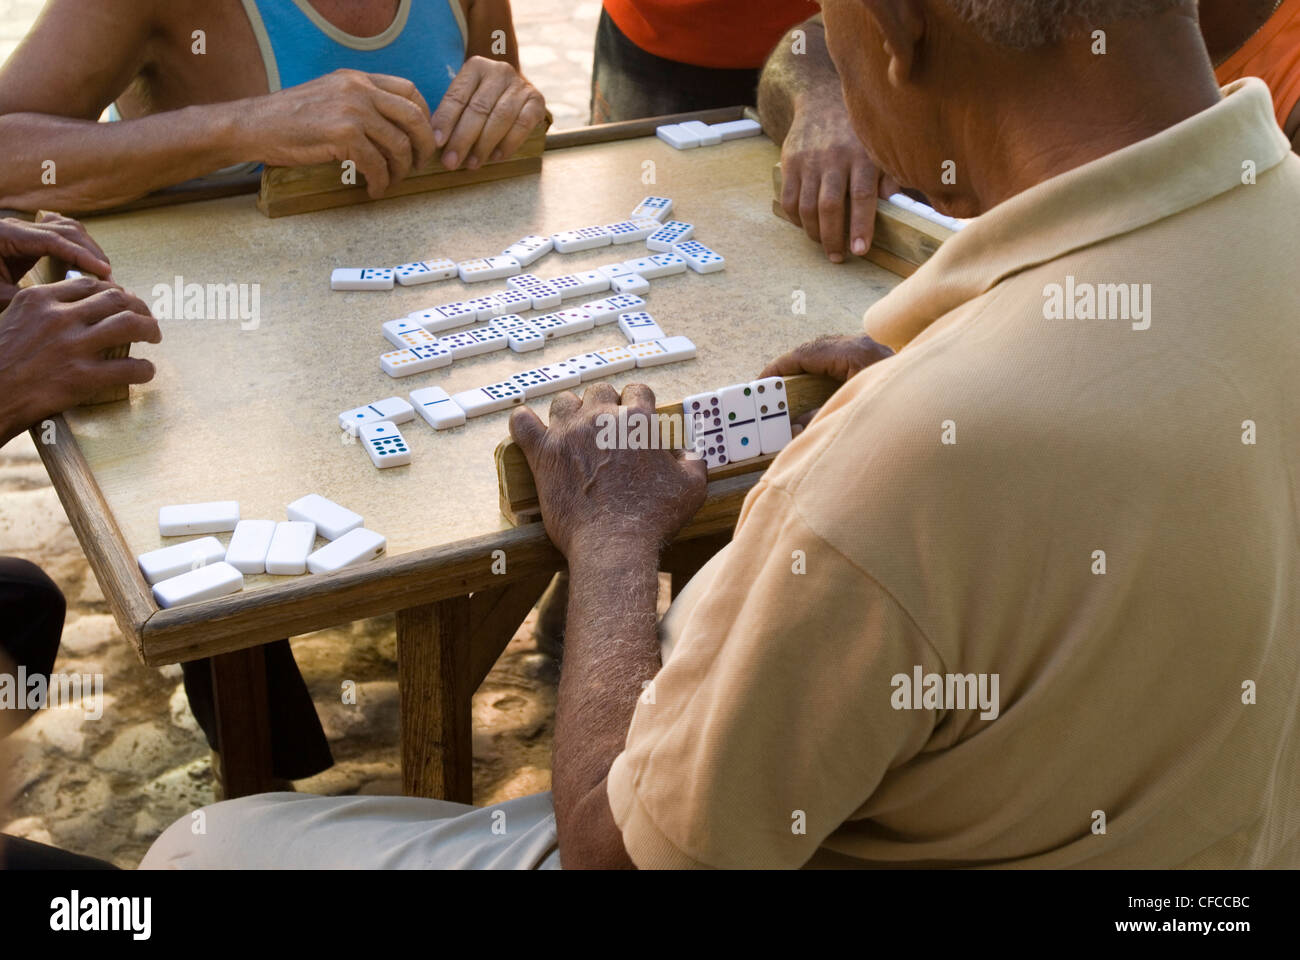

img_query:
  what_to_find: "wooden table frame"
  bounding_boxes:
[32,107,777,802]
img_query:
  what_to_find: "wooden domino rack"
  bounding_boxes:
[494,374,840,526]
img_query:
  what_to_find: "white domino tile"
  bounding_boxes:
[551,226,612,253]
[383,317,430,349]
[331,268,394,291]
[586,343,633,375]
[509,368,561,399]
[570,271,611,296]
[679,120,722,146]
[307,528,387,574]
[645,252,688,278]
[684,391,729,468]
[492,288,533,313]
[152,562,243,609]
[673,239,725,274]
[564,351,610,381]
[410,301,477,332]
[656,124,702,150]
[265,520,317,575]
[137,537,226,585]
[466,295,508,321]
[507,323,546,352]
[380,341,453,377]
[711,118,762,141]
[451,380,526,418]
[159,501,239,537]
[630,196,673,221]
[438,330,498,360]
[339,396,415,432]
[224,520,278,575]
[604,220,658,244]
[598,262,635,280]
[457,255,521,283]
[631,336,696,367]
[750,377,794,454]
[508,274,563,309]
[395,258,457,286]
[534,362,583,394]
[611,274,650,296]
[409,386,467,430]
[585,294,646,324]
[503,235,554,267]
[618,311,665,343]
[287,494,362,541]
[360,421,411,468]
[719,383,761,462]
[548,274,588,301]
[646,220,695,252]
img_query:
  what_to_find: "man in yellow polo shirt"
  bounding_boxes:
[142,0,1300,869]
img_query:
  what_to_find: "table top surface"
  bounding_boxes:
[63,133,899,592]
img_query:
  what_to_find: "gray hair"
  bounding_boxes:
[946,0,1192,48]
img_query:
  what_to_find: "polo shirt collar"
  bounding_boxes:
[865,78,1292,350]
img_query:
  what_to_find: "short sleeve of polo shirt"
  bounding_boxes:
[605,481,944,869]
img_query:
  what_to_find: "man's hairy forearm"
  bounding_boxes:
[0,103,248,213]
[757,15,840,145]
[551,538,662,867]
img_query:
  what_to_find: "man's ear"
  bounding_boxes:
[861,0,925,87]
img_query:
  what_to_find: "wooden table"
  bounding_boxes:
[35,117,900,801]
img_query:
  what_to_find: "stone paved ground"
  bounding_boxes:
[0,0,601,868]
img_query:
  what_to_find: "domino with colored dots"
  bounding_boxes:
[750,377,793,454]
[598,262,635,281]
[585,294,646,324]
[466,295,508,321]
[159,501,239,537]
[509,368,559,398]
[639,252,688,279]
[152,562,243,609]
[331,268,394,291]
[618,311,665,343]
[507,274,563,309]
[604,220,658,244]
[137,537,226,585]
[339,396,415,431]
[507,323,546,352]
[673,240,725,274]
[593,343,637,375]
[410,301,477,332]
[630,336,696,367]
[380,341,453,377]
[457,255,521,283]
[492,288,533,314]
[503,235,554,267]
[383,318,431,349]
[646,221,694,252]
[683,391,729,468]
[409,386,467,430]
[563,351,610,381]
[611,274,650,296]
[265,521,317,575]
[307,528,387,574]
[286,494,362,541]
[718,384,760,462]
[224,520,278,575]
[551,226,612,253]
[395,258,457,286]
[630,197,673,221]
[452,380,526,418]
[360,421,411,468]
[561,271,611,297]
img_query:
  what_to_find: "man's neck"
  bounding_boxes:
[953,12,1224,214]
[305,0,402,38]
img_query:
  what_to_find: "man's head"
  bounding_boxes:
[820,0,1205,216]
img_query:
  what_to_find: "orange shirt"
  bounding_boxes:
[603,0,819,70]
[1216,0,1300,130]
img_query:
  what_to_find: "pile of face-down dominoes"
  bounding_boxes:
[137,495,384,607]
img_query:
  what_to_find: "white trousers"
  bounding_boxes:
[140,791,561,869]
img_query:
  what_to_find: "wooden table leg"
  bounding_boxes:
[397,597,472,802]
[210,645,274,799]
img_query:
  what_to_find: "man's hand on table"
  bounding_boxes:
[508,383,707,560]
[0,277,160,446]
[509,384,705,870]
[0,212,113,310]
[780,98,900,263]
[431,56,547,173]
[761,334,896,430]
[235,69,439,200]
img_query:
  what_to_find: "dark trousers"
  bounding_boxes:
[0,558,116,869]
[591,8,763,123]
[181,639,333,781]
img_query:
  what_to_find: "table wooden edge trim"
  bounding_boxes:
[545,105,754,150]
[30,416,154,653]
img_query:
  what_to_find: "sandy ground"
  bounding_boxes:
[0,0,602,868]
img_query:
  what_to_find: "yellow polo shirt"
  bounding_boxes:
[606,78,1300,869]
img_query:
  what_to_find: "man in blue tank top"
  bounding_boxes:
[0,1,546,212]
